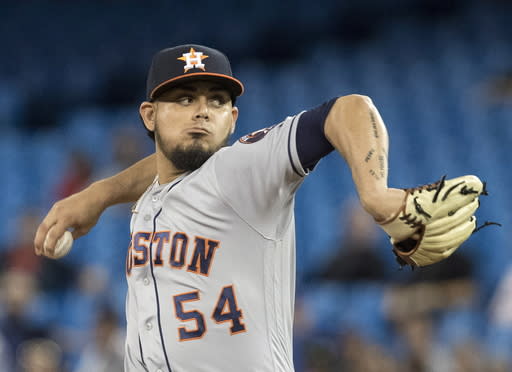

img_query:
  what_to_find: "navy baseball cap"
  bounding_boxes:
[146,44,244,101]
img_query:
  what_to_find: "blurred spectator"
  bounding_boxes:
[74,306,124,372]
[2,209,76,294]
[336,330,402,372]
[384,250,476,321]
[0,269,50,371]
[307,199,388,282]
[94,125,148,180]
[95,126,148,218]
[489,264,512,327]
[301,338,339,372]
[382,249,493,372]
[297,328,402,372]
[480,69,512,106]
[16,338,63,372]
[451,340,486,372]
[53,265,109,368]
[293,296,316,371]
[55,151,94,199]
[0,334,10,370]
[391,314,450,372]
[486,264,512,369]
[4,210,44,275]
[108,126,147,174]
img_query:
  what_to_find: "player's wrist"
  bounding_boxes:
[360,188,406,223]
[88,179,119,210]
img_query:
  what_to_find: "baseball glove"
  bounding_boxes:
[379,175,486,267]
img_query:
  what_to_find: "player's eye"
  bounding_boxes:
[176,96,193,105]
[209,95,228,108]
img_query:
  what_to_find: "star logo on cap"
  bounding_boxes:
[177,47,209,73]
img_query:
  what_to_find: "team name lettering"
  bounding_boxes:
[126,231,220,276]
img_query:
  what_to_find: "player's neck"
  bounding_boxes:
[156,153,188,185]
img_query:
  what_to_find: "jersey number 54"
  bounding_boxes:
[173,285,246,341]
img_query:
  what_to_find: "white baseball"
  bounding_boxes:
[44,230,74,259]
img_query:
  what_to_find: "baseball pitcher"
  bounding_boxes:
[34,45,487,372]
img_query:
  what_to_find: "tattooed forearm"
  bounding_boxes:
[369,110,379,138]
[378,154,385,178]
[369,169,381,180]
[365,148,375,163]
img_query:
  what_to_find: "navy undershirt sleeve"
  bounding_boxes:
[296,97,338,172]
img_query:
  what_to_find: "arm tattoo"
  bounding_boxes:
[365,148,375,163]
[369,169,381,180]
[369,110,379,139]
[378,155,385,178]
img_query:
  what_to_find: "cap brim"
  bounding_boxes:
[150,72,244,100]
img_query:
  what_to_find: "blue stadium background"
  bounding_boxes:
[0,0,511,371]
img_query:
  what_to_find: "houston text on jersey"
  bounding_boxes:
[126,231,220,277]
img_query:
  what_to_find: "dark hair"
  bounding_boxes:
[140,95,237,142]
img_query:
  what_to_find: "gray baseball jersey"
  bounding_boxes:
[125,113,310,372]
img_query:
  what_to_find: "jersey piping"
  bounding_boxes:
[150,180,183,372]
[287,114,303,177]
[138,336,148,371]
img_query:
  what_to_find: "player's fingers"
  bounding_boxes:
[34,222,47,255]
[71,228,87,240]
[42,222,69,257]
[34,213,58,256]
[35,198,81,255]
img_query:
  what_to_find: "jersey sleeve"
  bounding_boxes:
[213,115,305,239]
[212,99,336,239]
[296,97,337,171]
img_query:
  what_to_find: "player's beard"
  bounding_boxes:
[155,130,230,172]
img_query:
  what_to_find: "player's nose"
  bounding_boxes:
[194,96,209,120]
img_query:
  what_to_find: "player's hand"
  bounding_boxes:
[34,183,107,257]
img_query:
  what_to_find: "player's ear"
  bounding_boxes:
[230,106,238,135]
[140,101,156,132]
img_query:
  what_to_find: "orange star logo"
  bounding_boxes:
[177,47,209,72]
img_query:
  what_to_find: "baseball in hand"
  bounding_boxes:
[44,230,74,259]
